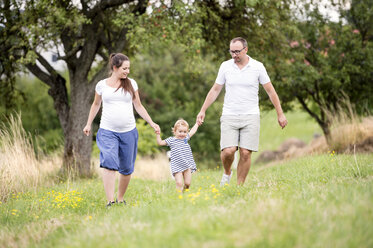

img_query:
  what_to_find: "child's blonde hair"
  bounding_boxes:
[172,119,189,134]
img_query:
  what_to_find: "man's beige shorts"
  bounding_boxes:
[220,114,260,152]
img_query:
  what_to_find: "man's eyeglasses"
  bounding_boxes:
[228,47,246,55]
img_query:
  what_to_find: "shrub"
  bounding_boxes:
[136,119,162,156]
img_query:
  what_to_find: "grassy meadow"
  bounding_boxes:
[259,109,321,151]
[1,154,372,248]
[1,110,373,248]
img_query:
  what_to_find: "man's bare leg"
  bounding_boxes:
[221,146,236,174]
[220,147,236,185]
[236,148,252,185]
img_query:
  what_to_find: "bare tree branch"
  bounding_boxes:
[112,27,129,52]
[25,63,54,87]
[26,62,70,133]
[35,52,60,77]
[306,88,323,107]
[87,0,133,19]
[80,0,88,12]
[132,0,148,16]
[58,45,82,61]
[97,49,109,61]
[87,65,109,103]
[77,27,100,79]
[296,95,324,127]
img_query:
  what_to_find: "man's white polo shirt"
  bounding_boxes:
[215,56,270,116]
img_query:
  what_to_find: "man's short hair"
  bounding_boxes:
[230,37,248,48]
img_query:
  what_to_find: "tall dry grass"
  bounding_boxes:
[327,101,373,152]
[0,115,61,202]
[308,116,372,153]
[132,153,172,181]
[92,153,172,181]
[283,102,373,160]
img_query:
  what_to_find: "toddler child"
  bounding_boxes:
[156,119,200,192]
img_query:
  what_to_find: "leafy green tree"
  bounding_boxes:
[0,0,26,116]
[271,1,373,142]
[5,0,365,173]
[196,0,297,63]
[0,0,150,176]
[344,0,373,43]
[1,0,212,175]
[126,0,299,163]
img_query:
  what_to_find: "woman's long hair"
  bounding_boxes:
[109,53,136,99]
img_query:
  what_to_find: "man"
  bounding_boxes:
[197,37,287,186]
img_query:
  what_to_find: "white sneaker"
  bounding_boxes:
[220,170,233,186]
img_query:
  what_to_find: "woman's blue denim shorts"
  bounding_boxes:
[96,127,138,175]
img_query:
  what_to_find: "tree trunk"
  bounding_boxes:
[320,122,332,146]
[15,0,149,178]
[47,75,69,133]
[62,78,95,177]
[296,96,333,147]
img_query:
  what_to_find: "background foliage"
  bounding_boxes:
[269,1,373,140]
[1,0,372,168]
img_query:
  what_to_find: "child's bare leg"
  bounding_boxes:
[174,172,183,192]
[183,169,192,191]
